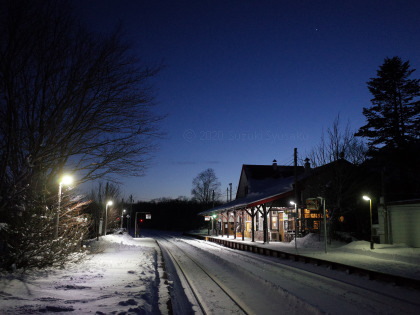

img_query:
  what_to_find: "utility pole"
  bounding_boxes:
[129,195,134,237]
[294,148,299,243]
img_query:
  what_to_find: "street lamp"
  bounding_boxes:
[104,200,113,236]
[363,195,374,250]
[55,175,73,239]
[290,201,298,251]
[121,209,126,228]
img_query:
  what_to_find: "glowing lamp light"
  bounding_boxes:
[60,174,73,186]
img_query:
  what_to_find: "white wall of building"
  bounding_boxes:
[379,201,420,248]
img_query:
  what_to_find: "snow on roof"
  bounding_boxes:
[386,199,420,205]
[201,159,368,216]
[199,176,296,215]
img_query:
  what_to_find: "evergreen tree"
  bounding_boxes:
[355,57,419,151]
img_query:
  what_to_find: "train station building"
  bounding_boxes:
[200,158,355,243]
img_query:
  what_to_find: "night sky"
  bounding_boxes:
[75,0,420,201]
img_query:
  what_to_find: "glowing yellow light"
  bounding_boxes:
[60,175,73,186]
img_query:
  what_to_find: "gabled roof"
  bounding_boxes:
[199,159,355,216]
[307,158,354,175]
[198,175,296,215]
[241,164,303,194]
[244,164,296,180]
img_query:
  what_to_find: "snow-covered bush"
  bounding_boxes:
[0,198,90,271]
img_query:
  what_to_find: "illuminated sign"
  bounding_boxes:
[306,198,320,210]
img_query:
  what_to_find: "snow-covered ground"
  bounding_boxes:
[0,234,170,314]
[0,231,419,314]
[165,232,420,314]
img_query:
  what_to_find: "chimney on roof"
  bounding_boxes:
[272,159,277,171]
[304,157,311,172]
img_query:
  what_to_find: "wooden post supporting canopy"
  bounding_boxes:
[262,204,268,244]
[251,207,255,242]
[242,210,245,241]
[233,210,237,239]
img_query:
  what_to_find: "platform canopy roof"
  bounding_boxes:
[199,175,296,215]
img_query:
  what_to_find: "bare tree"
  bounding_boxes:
[305,115,367,241]
[0,0,161,269]
[308,115,367,167]
[88,182,123,236]
[0,0,162,214]
[191,168,222,204]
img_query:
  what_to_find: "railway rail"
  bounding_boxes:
[188,236,420,310]
[156,234,250,314]
[153,232,420,314]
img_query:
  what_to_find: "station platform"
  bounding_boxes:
[185,232,420,290]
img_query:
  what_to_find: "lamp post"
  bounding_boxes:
[212,214,217,235]
[55,175,73,239]
[135,212,140,237]
[290,201,298,251]
[363,195,374,250]
[317,197,327,253]
[121,209,126,228]
[126,214,130,234]
[104,200,113,236]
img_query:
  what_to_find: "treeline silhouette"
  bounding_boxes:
[127,198,218,233]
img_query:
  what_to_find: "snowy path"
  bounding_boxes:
[153,231,420,315]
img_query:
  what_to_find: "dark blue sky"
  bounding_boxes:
[76,0,420,201]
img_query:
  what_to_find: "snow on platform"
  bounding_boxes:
[190,232,420,281]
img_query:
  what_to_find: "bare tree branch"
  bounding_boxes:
[0,0,163,213]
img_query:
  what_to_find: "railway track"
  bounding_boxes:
[151,232,420,315]
[156,234,250,314]
[185,236,420,311]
